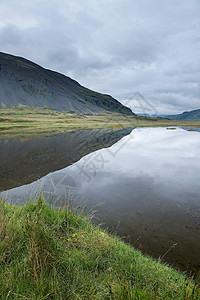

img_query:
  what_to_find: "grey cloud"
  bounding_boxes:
[0,0,199,114]
[0,24,23,46]
[47,48,79,67]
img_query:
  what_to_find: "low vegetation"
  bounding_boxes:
[0,197,199,299]
[1,105,200,131]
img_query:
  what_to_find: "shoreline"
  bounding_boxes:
[0,197,199,299]
[1,106,200,131]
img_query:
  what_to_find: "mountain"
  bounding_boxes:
[166,109,200,121]
[137,113,166,118]
[0,52,133,115]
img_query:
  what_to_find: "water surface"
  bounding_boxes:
[0,127,132,190]
[1,127,200,275]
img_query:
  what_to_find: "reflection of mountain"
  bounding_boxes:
[2,127,200,277]
[0,127,133,191]
[0,52,133,115]
[166,109,200,120]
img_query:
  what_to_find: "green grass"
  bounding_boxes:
[1,106,200,131]
[0,197,199,299]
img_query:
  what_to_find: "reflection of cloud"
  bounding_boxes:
[0,0,199,114]
[2,128,200,207]
[42,173,77,200]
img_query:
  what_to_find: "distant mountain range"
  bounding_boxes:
[137,109,200,121]
[0,52,133,115]
[166,109,200,121]
[137,113,166,118]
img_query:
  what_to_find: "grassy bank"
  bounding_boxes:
[1,106,200,130]
[0,198,199,299]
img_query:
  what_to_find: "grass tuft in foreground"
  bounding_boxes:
[0,197,199,299]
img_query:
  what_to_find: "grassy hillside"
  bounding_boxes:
[0,197,199,299]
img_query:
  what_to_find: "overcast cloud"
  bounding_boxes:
[0,0,199,114]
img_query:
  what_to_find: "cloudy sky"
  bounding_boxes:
[0,0,199,114]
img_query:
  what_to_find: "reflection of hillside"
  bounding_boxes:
[0,127,133,191]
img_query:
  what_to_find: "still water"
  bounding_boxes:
[1,127,200,275]
[0,128,132,191]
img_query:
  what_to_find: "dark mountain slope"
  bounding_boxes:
[166,109,200,121]
[0,52,133,115]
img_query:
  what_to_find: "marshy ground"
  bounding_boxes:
[1,106,200,132]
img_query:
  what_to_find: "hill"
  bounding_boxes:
[0,198,198,299]
[0,52,133,115]
[166,109,200,120]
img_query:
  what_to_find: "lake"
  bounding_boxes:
[1,127,200,275]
